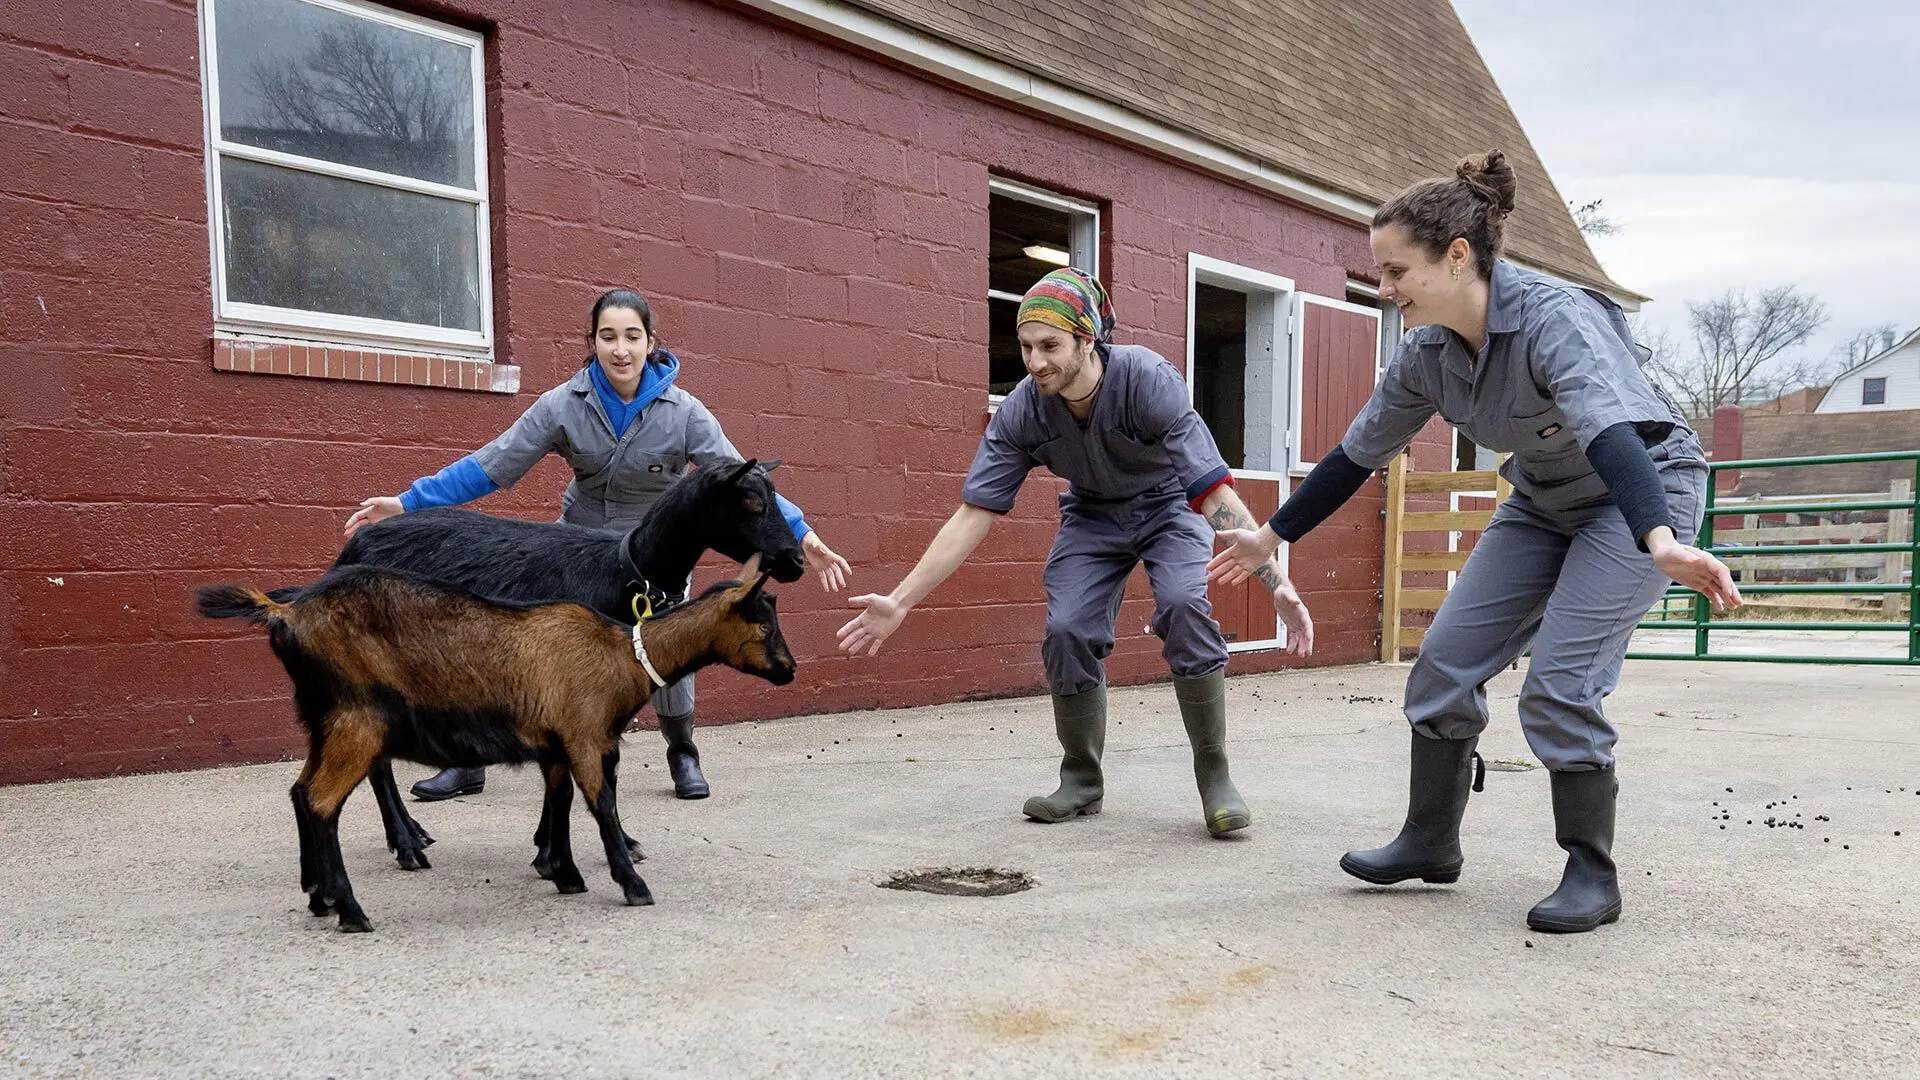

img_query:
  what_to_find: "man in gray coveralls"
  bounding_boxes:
[836,268,1312,837]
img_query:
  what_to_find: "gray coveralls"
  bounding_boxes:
[962,345,1237,695]
[1342,261,1709,772]
[470,363,754,717]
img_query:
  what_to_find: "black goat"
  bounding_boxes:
[198,558,794,933]
[328,458,804,871]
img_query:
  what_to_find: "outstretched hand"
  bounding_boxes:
[1270,575,1314,656]
[344,496,404,539]
[1208,527,1281,586]
[1650,536,1743,612]
[837,593,908,657]
[802,532,852,593]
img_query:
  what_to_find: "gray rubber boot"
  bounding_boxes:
[1173,671,1250,837]
[1022,685,1106,822]
[1340,732,1483,884]
[1527,766,1622,933]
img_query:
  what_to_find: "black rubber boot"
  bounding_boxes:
[410,766,486,802]
[1173,671,1250,837]
[659,713,709,800]
[1022,685,1106,822]
[1340,732,1483,884]
[1527,767,1622,933]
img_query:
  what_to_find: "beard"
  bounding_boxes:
[1032,344,1095,397]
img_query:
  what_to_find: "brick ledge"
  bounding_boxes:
[212,336,520,394]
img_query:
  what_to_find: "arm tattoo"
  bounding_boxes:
[1206,503,1284,590]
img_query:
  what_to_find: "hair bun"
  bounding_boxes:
[1455,150,1517,217]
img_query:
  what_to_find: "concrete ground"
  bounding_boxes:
[3,659,1917,1079]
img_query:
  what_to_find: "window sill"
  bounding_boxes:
[212,335,519,394]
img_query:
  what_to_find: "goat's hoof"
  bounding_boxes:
[307,893,333,917]
[622,886,655,907]
[395,848,432,871]
[627,841,646,863]
[408,821,435,849]
[552,870,588,895]
[337,916,374,934]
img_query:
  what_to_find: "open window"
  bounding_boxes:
[987,178,1099,399]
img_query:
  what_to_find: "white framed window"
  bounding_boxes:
[200,0,493,354]
[987,178,1099,400]
[1862,376,1887,406]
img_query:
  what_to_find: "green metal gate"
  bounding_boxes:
[1627,449,1919,665]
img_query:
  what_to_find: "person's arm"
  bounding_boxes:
[836,504,996,656]
[1197,485,1313,656]
[344,396,559,537]
[1583,422,1742,611]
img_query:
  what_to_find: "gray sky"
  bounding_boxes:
[1451,0,1920,371]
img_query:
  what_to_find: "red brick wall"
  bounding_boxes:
[2,0,1385,784]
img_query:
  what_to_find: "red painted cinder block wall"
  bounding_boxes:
[2,0,1402,784]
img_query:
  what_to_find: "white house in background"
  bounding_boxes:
[1816,326,1920,412]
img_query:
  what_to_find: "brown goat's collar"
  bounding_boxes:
[630,624,667,689]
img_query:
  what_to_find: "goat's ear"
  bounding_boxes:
[726,459,759,486]
[738,552,763,583]
[758,458,783,473]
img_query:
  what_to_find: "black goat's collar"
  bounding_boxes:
[617,525,685,624]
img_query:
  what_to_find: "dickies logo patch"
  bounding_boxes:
[648,463,665,473]
[1536,423,1564,439]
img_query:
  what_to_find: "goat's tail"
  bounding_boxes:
[194,584,286,626]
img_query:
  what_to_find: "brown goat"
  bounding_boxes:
[196,555,793,932]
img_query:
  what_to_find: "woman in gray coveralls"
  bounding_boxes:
[1212,152,1741,933]
[344,289,852,802]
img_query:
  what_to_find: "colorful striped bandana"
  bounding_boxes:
[1016,267,1115,342]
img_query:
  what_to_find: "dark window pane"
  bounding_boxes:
[1863,377,1886,405]
[1192,283,1247,469]
[989,193,1073,295]
[222,157,481,330]
[989,296,1024,396]
[216,0,476,188]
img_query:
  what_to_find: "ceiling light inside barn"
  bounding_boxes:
[1022,244,1071,266]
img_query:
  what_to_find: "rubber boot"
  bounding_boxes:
[1527,767,1622,933]
[1022,685,1106,822]
[410,766,486,802]
[659,712,709,800]
[1340,732,1483,884]
[1172,671,1250,837]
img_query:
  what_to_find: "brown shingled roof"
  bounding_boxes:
[844,0,1627,296]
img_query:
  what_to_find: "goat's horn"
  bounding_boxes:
[727,459,759,484]
[739,552,762,581]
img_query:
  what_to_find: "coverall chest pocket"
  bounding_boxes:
[1504,404,1579,458]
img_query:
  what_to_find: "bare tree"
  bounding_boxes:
[1832,322,1900,368]
[1569,198,1619,237]
[1644,286,1829,416]
[251,20,469,180]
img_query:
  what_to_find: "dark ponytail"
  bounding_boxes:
[1372,150,1517,279]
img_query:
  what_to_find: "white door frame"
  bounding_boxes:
[1183,253,1297,653]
